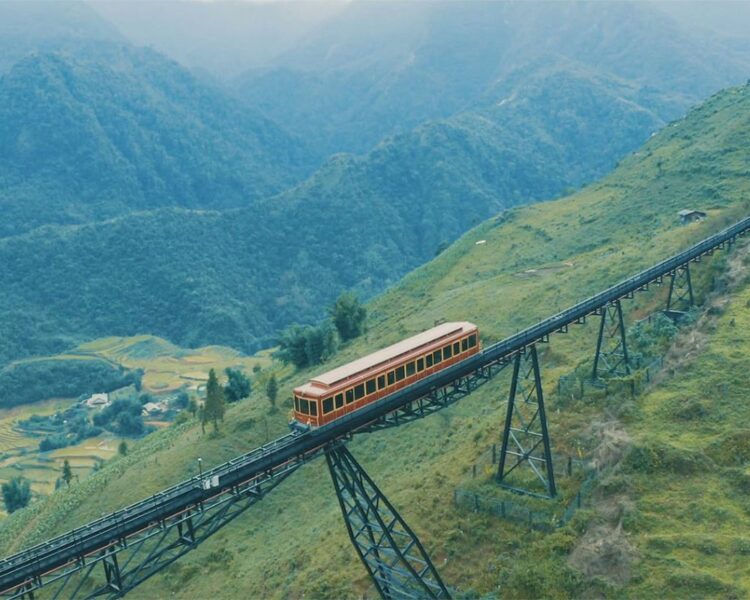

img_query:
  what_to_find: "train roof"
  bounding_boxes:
[298,321,477,393]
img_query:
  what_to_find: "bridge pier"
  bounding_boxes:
[497,345,556,498]
[592,299,630,380]
[665,263,694,319]
[325,442,450,600]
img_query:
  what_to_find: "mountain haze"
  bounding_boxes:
[236,1,750,155]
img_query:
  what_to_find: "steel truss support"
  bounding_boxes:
[360,360,510,433]
[326,443,450,600]
[665,263,694,318]
[592,299,630,380]
[6,463,301,600]
[497,345,556,498]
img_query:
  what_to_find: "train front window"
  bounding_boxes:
[406,362,415,376]
[377,375,386,390]
[300,399,310,415]
[323,397,334,414]
[417,358,424,372]
[309,401,318,416]
[443,344,452,359]
[294,396,300,411]
[395,366,405,381]
[346,389,354,404]
[468,334,477,347]
[335,393,344,408]
[387,371,395,386]
[462,338,468,351]
[433,349,442,364]
[354,384,365,400]
[453,342,460,355]
[366,379,376,395]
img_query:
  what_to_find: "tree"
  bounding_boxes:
[203,369,225,432]
[2,477,31,513]
[62,459,73,487]
[175,392,189,409]
[276,323,337,369]
[188,398,198,417]
[266,375,278,408]
[329,292,367,342]
[224,368,251,404]
[118,440,128,456]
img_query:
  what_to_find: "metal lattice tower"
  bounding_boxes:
[592,299,631,379]
[497,345,556,498]
[665,263,695,317]
[325,443,450,600]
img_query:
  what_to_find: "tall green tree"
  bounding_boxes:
[224,368,251,403]
[276,323,337,368]
[62,459,73,487]
[203,369,225,432]
[330,292,367,342]
[2,476,31,513]
[266,375,278,408]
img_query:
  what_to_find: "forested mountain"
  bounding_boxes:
[0,45,317,237]
[236,1,750,155]
[0,1,748,372]
[0,58,666,366]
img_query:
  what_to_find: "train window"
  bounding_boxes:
[377,375,386,390]
[453,342,461,355]
[417,358,424,372]
[426,354,434,368]
[300,399,310,415]
[462,338,468,351]
[323,397,334,414]
[366,379,376,395]
[294,396,300,411]
[443,344,452,359]
[387,371,395,386]
[346,389,354,404]
[355,384,365,400]
[335,393,344,409]
[468,334,477,348]
[406,362,416,376]
[309,401,318,416]
[433,349,442,364]
[395,366,405,381]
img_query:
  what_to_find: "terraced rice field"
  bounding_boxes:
[76,335,275,393]
[0,400,125,515]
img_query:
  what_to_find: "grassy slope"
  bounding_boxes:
[0,84,749,597]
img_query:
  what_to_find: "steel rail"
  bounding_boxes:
[1,215,748,595]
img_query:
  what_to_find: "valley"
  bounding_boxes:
[0,2,749,598]
[0,75,748,596]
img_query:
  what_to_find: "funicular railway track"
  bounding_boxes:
[1,215,748,599]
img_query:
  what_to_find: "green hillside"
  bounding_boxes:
[0,81,749,597]
[0,44,317,237]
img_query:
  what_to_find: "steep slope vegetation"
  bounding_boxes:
[236,1,750,155]
[0,45,316,237]
[0,63,663,367]
[1,82,749,597]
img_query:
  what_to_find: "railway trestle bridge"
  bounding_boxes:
[0,216,748,600]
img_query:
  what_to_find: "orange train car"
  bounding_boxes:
[291,321,481,429]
